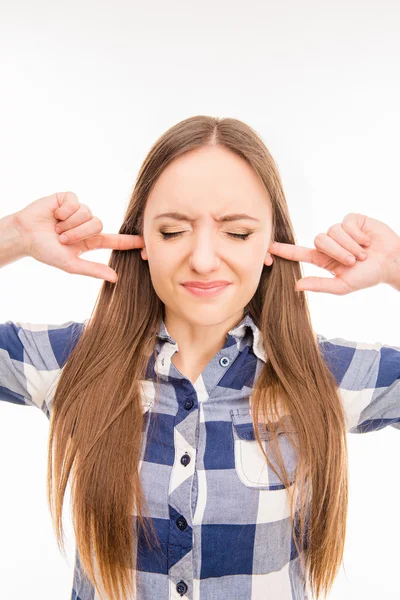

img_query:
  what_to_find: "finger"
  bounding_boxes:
[341,213,372,247]
[82,233,145,251]
[323,223,369,260]
[55,205,96,233]
[58,219,104,244]
[54,191,81,220]
[65,257,118,283]
[314,232,367,265]
[295,276,352,295]
[269,241,318,263]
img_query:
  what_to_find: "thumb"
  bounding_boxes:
[66,257,118,283]
[295,276,348,295]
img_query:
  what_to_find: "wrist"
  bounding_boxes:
[13,210,34,256]
[386,242,400,292]
[0,212,31,268]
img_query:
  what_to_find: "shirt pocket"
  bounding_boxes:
[230,407,299,491]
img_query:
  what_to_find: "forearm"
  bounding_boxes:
[0,212,29,268]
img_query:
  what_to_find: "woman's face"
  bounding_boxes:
[141,145,274,326]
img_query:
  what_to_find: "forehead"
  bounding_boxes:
[145,146,271,219]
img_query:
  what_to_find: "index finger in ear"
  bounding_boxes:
[86,233,145,251]
[269,241,316,263]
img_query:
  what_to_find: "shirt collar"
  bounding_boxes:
[155,312,267,363]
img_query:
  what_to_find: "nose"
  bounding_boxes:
[188,229,221,274]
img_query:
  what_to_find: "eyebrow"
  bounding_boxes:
[154,212,260,223]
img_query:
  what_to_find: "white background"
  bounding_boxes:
[0,0,399,598]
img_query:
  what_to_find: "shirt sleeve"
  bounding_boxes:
[316,333,400,434]
[0,320,87,419]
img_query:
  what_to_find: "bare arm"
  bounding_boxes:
[0,212,28,269]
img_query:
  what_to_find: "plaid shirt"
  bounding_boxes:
[0,314,399,600]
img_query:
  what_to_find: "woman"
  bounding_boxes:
[0,115,399,600]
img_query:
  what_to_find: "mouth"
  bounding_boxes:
[180,283,231,297]
[181,281,231,289]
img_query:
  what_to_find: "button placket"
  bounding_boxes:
[184,398,194,410]
[176,516,187,530]
[176,580,188,596]
[180,452,191,466]
[219,356,230,367]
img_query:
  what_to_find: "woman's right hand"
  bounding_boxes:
[14,191,144,283]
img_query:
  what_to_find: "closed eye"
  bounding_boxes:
[160,231,252,240]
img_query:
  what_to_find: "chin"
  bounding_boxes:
[180,306,243,324]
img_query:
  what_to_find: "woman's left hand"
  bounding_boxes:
[268,213,400,294]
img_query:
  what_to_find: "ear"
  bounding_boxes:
[264,252,274,267]
[140,247,148,261]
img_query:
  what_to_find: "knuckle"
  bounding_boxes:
[93,216,103,229]
[79,204,92,218]
[55,191,80,214]
[314,232,326,244]
[327,223,340,235]
[63,261,74,274]
[64,191,80,209]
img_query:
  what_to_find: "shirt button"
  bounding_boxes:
[184,398,194,410]
[219,356,230,367]
[176,516,187,530]
[176,581,188,596]
[181,453,191,466]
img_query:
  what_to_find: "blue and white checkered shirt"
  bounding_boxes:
[1,313,399,600]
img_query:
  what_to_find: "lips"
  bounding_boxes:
[181,281,231,289]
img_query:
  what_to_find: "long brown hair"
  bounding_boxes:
[47,115,348,600]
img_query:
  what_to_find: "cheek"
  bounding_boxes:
[236,241,265,267]
[146,240,172,260]
[237,242,268,285]
[144,243,175,284]
[145,260,170,304]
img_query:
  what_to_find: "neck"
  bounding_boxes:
[164,309,245,373]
